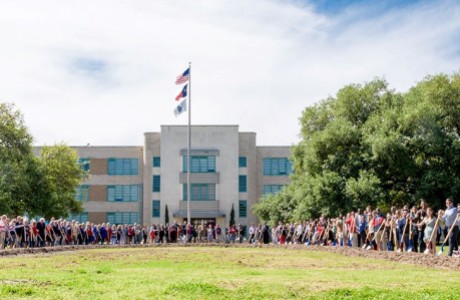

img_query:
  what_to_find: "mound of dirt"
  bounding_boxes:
[1,243,459,271]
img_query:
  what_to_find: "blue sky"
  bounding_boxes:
[312,0,423,14]
[0,0,459,146]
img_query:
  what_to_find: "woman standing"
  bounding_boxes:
[418,207,437,255]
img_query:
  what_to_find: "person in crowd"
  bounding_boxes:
[414,199,428,253]
[440,198,459,257]
[207,224,215,243]
[417,207,437,255]
[215,224,222,243]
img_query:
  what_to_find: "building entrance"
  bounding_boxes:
[187,218,216,227]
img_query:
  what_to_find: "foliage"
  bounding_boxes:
[0,103,87,218]
[254,73,460,221]
[230,203,235,226]
[39,144,87,218]
[0,103,40,216]
[165,204,169,224]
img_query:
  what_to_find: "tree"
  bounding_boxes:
[0,103,39,216]
[0,103,87,218]
[229,203,235,227]
[165,204,169,224]
[254,73,460,222]
[39,144,88,219]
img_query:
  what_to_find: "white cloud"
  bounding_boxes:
[0,0,459,146]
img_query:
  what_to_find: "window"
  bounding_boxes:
[239,175,247,192]
[152,200,160,217]
[79,158,90,172]
[183,184,216,201]
[68,213,89,223]
[239,200,247,218]
[239,157,247,168]
[263,158,293,176]
[153,175,161,192]
[153,157,161,167]
[107,212,138,225]
[183,156,216,173]
[263,185,284,195]
[107,158,139,175]
[107,185,140,202]
[76,185,89,202]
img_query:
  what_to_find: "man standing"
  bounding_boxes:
[36,218,46,247]
[440,198,459,257]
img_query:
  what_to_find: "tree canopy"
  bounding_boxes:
[0,103,87,218]
[254,73,460,225]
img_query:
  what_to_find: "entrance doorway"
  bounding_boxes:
[186,218,216,227]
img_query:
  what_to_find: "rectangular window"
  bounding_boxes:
[152,200,160,217]
[153,157,161,167]
[76,185,89,202]
[78,158,90,172]
[239,175,247,192]
[107,158,139,175]
[152,175,161,192]
[68,213,89,223]
[263,158,293,176]
[183,156,216,173]
[183,184,216,201]
[239,157,247,168]
[239,200,247,218]
[107,185,140,202]
[263,185,284,195]
[107,212,138,225]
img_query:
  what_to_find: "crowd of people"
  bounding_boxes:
[267,198,459,256]
[1,198,459,257]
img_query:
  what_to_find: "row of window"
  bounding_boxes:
[69,207,249,224]
[153,176,248,194]
[77,182,284,202]
[153,156,248,169]
[107,185,140,202]
[263,185,285,195]
[263,158,293,176]
[79,157,291,176]
[76,185,141,202]
[108,158,139,175]
[69,212,139,225]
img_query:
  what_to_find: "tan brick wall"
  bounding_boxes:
[91,159,107,175]
[89,212,106,224]
[89,185,106,202]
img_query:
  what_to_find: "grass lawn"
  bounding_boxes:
[0,246,459,299]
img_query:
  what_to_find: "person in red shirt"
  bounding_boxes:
[346,211,357,247]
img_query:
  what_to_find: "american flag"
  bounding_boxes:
[175,68,190,85]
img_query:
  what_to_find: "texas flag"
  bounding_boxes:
[175,84,188,101]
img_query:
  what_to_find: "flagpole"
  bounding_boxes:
[187,62,192,226]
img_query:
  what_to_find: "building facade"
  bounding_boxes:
[67,125,292,228]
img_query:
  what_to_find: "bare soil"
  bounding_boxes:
[1,243,459,271]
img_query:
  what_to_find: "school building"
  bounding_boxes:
[68,125,292,228]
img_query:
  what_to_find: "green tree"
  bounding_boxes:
[254,73,460,222]
[39,144,88,219]
[165,204,169,224]
[229,203,235,227]
[1,103,88,218]
[0,103,41,216]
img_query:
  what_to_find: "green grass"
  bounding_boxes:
[0,246,459,299]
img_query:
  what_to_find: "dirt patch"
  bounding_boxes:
[1,243,459,271]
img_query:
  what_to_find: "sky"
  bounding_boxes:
[1,0,459,146]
